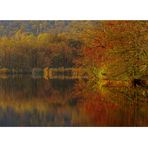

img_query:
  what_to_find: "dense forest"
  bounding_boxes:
[0,21,147,86]
[0,21,83,70]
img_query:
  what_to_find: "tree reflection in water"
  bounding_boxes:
[0,76,147,126]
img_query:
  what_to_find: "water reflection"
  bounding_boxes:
[0,76,147,126]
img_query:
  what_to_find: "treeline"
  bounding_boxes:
[0,21,147,85]
[0,23,85,71]
[0,21,99,72]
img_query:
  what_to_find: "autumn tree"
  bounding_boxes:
[81,21,148,86]
[104,21,148,83]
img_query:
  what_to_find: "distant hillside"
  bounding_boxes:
[0,21,70,36]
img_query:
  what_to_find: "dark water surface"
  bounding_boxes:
[0,76,147,126]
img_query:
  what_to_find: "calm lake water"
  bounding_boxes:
[0,76,147,126]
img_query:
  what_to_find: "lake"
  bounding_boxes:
[0,76,147,126]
